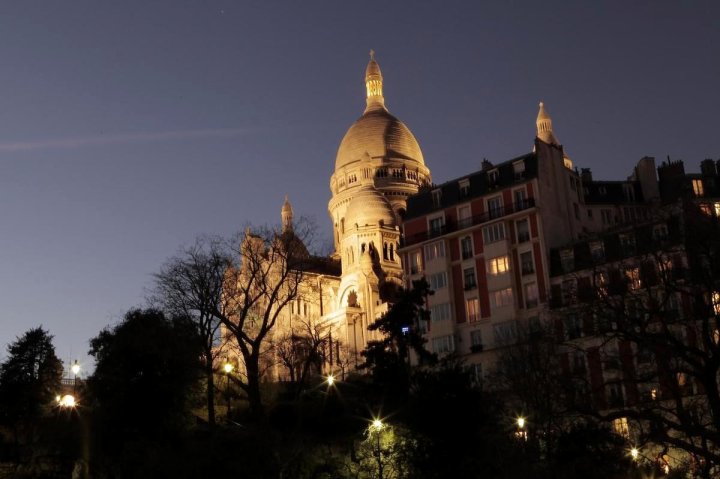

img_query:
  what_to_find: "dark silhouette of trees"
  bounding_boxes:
[152,236,228,427]
[0,327,63,454]
[87,309,202,441]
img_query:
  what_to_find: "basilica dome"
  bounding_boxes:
[345,182,396,229]
[334,52,424,172]
[335,109,424,171]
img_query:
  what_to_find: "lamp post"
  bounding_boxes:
[370,418,384,479]
[224,361,234,420]
[71,360,80,394]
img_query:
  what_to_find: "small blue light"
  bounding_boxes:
[401,326,410,334]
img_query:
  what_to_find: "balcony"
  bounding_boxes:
[402,197,536,247]
[470,344,484,353]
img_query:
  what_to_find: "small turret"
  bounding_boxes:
[365,50,385,112]
[536,101,560,145]
[281,195,294,233]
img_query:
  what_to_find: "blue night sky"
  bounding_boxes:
[0,1,718,373]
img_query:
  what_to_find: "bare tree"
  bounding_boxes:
[220,220,315,417]
[273,316,329,397]
[152,236,228,427]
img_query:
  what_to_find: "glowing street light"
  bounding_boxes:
[371,418,384,431]
[57,394,76,408]
[71,360,80,376]
[223,362,234,374]
[326,374,335,386]
[223,360,234,419]
[517,417,525,429]
[630,447,639,460]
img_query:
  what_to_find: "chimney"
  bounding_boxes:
[481,158,493,171]
[580,168,593,183]
[701,159,717,177]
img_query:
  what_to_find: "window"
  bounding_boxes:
[493,321,517,344]
[491,288,513,308]
[424,241,446,261]
[693,179,704,197]
[513,160,525,179]
[463,267,477,289]
[590,241,605,262]
[429,217,445,236]
[525,283,539,309]
[560,249,574,273]
[470,363,483,385]
[429,302,452,323]
[432,335,455,354]
[564,314,583,340]
[612,417,629,438]
[432,189,442,207]
[482,223,506,244]
[459,179,470,198]
[461,236,473,260]
[516,218,530,243]
[470,329,483,346]
[428,272,448,291]
[623,183,636,202]
[466,298,480,322]
[458,205,472,228]
[626,267,641,290]
[487,169,499,185]
[520,251,534,275]
[562,279,575,305]
[601,209,612,225]
[487,255,510,275]
[572,351,586,374]
[487,196,503,219]
[514,188,527,209]
[620,233,636,256]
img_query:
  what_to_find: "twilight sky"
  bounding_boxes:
[0,1,718,374]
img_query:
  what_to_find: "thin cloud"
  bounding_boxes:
[0,127,250,152]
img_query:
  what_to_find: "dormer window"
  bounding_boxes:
[432,189,442,208]
[459,178,470,198]
[513,160,525,180]
[488,169,499,186]
[693,179,704,197]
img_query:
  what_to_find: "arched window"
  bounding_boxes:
[390,243,394,261]
[383,243,388,260]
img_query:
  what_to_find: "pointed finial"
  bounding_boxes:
[369,49,375,61]
[536,101,558,144]
[365,51,385,112]
[281,195,294,232]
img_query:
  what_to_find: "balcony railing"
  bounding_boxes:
[403,198,536,247]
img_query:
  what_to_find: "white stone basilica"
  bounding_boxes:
[277,52,432,371]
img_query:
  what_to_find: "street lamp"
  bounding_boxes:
[223,361,234,419]
[516,416,528,441]
[369,417,386,479]
[326,373,335,387]
[71,360,80,393]
[630,447,639,460]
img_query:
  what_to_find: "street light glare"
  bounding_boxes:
[372,419,383,430]
[630,447,639,460]
[71,361,80,375]
[223,362,234,374]
[58,394,76,408]
[326,374,335,386]
[517,417,525,429]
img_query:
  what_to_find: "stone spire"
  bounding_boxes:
[536,101,560,145]
[364,50,385,112]
[281,195,293,232]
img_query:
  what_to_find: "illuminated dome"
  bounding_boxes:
[334,51,425,172]
[345,180,397,228]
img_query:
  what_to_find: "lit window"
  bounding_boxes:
[693,179,704,197]
[612,417,630,438]
[424,241,445,261]
[651,388,658,401]
[465,298,480,322]
[714,203,720,217]
[487,255,509,275]
[428,272,448,291]
[626,267,641,290]
[490,288,513,308]
[482,223,506,244]
[712,291,720,315]
[410,250,423,274]
[429,302,451,322]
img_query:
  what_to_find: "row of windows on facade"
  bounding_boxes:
[426,317,531,355]
[554,255,685,307]
[558,225,670,274]
[430,182,529,215]
[411,217,532,274]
